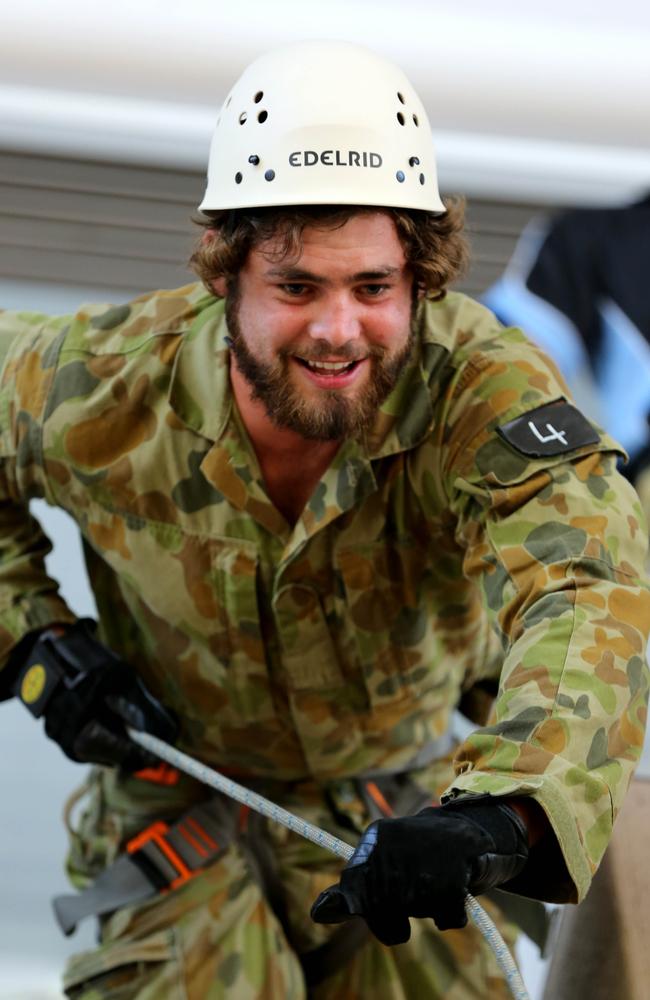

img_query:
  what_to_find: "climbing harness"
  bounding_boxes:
[122,729,531,1000]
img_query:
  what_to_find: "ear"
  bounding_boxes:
[212,277,228,297]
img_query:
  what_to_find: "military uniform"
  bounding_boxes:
[0,284,647,998]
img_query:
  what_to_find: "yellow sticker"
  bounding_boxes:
[21,664,47,704]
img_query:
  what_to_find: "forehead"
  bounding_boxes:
[248,211,407,277]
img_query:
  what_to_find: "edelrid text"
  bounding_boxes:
[288,150,383,167]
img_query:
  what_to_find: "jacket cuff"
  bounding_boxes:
[443,770,595,903]
[0,595,77,672]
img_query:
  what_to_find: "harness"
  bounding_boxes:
[54,732,552,986]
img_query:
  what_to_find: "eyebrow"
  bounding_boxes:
[264,266,402,284]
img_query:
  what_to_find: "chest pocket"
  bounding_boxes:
[273,583,345,691]
[207,535,275,722]
[335,540,448,710]
[82,506,275,724]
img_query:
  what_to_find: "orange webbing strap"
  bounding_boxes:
[125,798,241,892]
[133,762,180,786]
[364,781,394,817]
[179,816,220,857]
[358,774,434,822]
[52,796,239,935]
[127,821,195,891]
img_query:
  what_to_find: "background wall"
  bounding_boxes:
[0,148,552,301]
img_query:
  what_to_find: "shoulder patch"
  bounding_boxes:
[496,399,600,457]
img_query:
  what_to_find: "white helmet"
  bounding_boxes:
[199,41,445,214]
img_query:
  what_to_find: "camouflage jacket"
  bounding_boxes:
[0,283,648,903]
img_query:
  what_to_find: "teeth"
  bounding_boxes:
[303,359,354,372]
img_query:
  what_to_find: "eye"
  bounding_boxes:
[280,283,308,296]
[361,284,388,297]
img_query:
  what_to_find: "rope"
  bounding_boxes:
[128,728,530,1000]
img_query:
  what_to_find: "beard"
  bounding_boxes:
[225,294,415,442]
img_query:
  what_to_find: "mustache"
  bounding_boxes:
[279,342,386,363]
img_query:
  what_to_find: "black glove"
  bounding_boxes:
[12,618,177,770]
[311,795,529,945]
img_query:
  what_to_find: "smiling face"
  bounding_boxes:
[224,211,416,441]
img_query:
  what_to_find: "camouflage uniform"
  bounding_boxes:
[0,284,647,998]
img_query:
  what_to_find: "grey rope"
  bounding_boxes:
[128,728,530,1000]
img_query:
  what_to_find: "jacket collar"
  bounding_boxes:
[167,291,455,543]
[168,294,232,443]
[168,293,449,459]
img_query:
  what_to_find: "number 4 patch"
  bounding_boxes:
[496,399,600,457]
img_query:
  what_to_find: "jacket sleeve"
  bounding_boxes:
[0,311,77,683]
[438,333,650,904]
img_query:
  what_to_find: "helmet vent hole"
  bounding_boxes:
[396,112,405,126]
[413,114,419,127]
[257,110,268,123]
[419,173,425,185]
[396,170,405,183]
[409,156,420,166]
[238,112,247,125]
[254,91,264,103]
[397,92,405,104]
[248,154,260,165]
[264,169,275,182]
[235,172,243,184]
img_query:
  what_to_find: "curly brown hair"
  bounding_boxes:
[189,199,468,300]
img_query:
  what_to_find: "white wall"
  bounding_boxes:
[1,0,650,205]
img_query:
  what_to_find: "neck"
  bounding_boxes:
[230,360,340,523]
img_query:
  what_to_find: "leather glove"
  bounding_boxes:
[311,795,529,945]
[13,618,177,770]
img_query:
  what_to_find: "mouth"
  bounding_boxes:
[292,355,366,388]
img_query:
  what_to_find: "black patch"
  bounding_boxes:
[496,399,599,457]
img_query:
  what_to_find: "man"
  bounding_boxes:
[0,41,648,999]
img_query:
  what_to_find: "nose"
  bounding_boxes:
[307,295,362,350]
